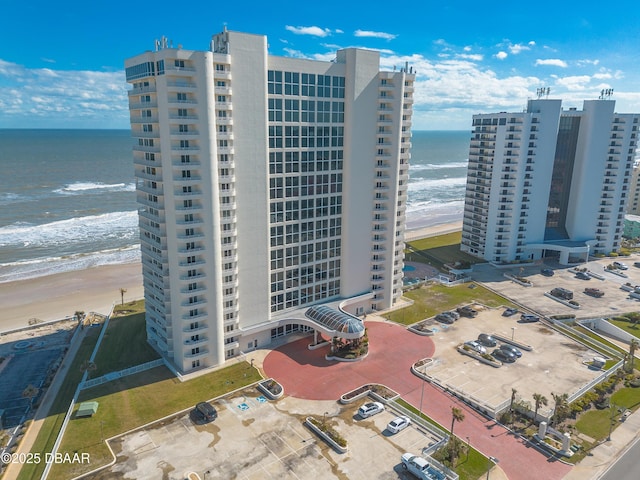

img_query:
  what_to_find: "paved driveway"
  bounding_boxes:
[263,320,572,480]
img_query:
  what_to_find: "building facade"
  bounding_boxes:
[461,98,639,265]
[125,30,414,373]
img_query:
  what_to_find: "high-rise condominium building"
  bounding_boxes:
[461,98,640,265]
[125,29,414,374]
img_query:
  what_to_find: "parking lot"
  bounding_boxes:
[472,254,640,319]
[102,388,442,480]
[423,306,604,416]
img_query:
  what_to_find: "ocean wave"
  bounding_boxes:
[0,192,24,205]
[409,161,468,171]
[407,176,467,192]
[54,182,136,195]
[0,245,141,284]
[0,211,139,248]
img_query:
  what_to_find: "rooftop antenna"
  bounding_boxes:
[599,88,614,100]
[536,87,550,99]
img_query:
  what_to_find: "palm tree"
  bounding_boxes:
[532,393,548,424]
[510,388,518,412]
[80,360,97,377]
[119,288,127,306]
[551,392,569,426]
[450,406,465,436]
[74,310,85,324]
[627,339,639,373]
[22,384,39,404]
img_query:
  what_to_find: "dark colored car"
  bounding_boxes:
[541,268,554,277]
[503,307,518,317]
[477,333,497,347]
[551,287,573,300]
[457,306,478,318]
[575,271,591,280]
[492,348,516,363]
[500,343,522,358]
[519,314,540,323]
[196,401,217,422]
[435,313,455,324]
[584,288,604,298]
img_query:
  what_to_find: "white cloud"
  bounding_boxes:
[456,53,483,61]
[593,72,612,80]
[285,25,331,37]
[463,46,472,52]
[577,59,599,67]
[354,29,397,40]
[496,51,508,60]
[554,75,592,91]
[335,29,344,34]
[535,59,568,68]
[0,59,128,128]
[528,41,536,46]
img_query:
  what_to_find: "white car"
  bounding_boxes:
[387,416,411,434]
[614,261,629,270]
[464,340,486,355]
[358,401,384,418]
[401,453,446,480]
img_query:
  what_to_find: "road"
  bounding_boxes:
[599,436,640,480]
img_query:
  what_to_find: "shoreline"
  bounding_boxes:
[0,262,143,333]
[0,219,462,334]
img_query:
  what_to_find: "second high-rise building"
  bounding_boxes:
[125,29,415,374]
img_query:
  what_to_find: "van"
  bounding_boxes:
[551,287,573,300]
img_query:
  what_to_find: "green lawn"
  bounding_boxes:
[385,283,513,325]
[51,362,262,479]
[608,318,640,340]
[611,386,640,410]
[406,232,481,271]
[575,409,616,440]
[91,310,160,378]
[17,328,101,480]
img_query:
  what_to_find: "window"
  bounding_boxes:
[268,70,282,94]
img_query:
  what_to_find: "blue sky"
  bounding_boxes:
[1,0,638,129]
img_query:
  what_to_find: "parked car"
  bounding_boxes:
[584,287,604,298]
[541,268,554,277]
[503,307,519,317]
[491,348,516,363]
[401,453,446,480]
[464,340,487,355]
[358,401,384,418]
[499,343,522,358]
[456,306,478,318]
[387,416,411,434]
[551,287,573,300]
[445,310,460,320]
[196,401,218,422]
[477,333,497,347]
[520,314,540,323]
[575,271,591,280]
[614,261,629,270]
[435,313,455,324]
[634,262,640,268]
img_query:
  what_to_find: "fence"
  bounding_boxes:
[80,358,165,390]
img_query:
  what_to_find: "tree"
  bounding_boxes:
[450,406,465,436]
[74,310,85,324]
[551,392,569,426]
[532,393,548,424]
[22,384,39,404]
[510,388,518,412]
[119,288,127,306]
[627,339,639,373]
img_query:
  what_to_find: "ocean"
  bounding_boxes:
[0,129,470,283]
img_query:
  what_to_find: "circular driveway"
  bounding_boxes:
[263,320,435,400]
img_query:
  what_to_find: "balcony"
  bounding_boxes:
[128,85,157,95]
[184,336,208,346]
[184,348,209,358]
[166,81,197,90]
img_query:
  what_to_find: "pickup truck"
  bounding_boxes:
[584,288,604,298]
[401,453,445,480]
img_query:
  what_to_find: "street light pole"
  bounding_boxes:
[419,376,425,420]
[466,437,470,462]
[511,327,516,341]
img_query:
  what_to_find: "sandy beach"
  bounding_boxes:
[0,263,144,333]
[0,220,461,334]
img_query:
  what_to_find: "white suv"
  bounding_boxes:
[614,261,629,270]
[358,402,384,418]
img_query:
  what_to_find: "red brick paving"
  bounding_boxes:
[263,320,572,480]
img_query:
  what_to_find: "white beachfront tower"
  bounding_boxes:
[461,98,640,265]
[125,29,415,374]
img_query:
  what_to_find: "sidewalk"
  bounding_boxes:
[2,327,88,480]
[562,406,640,480]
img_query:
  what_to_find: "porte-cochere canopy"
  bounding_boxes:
[305,305,365,340]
